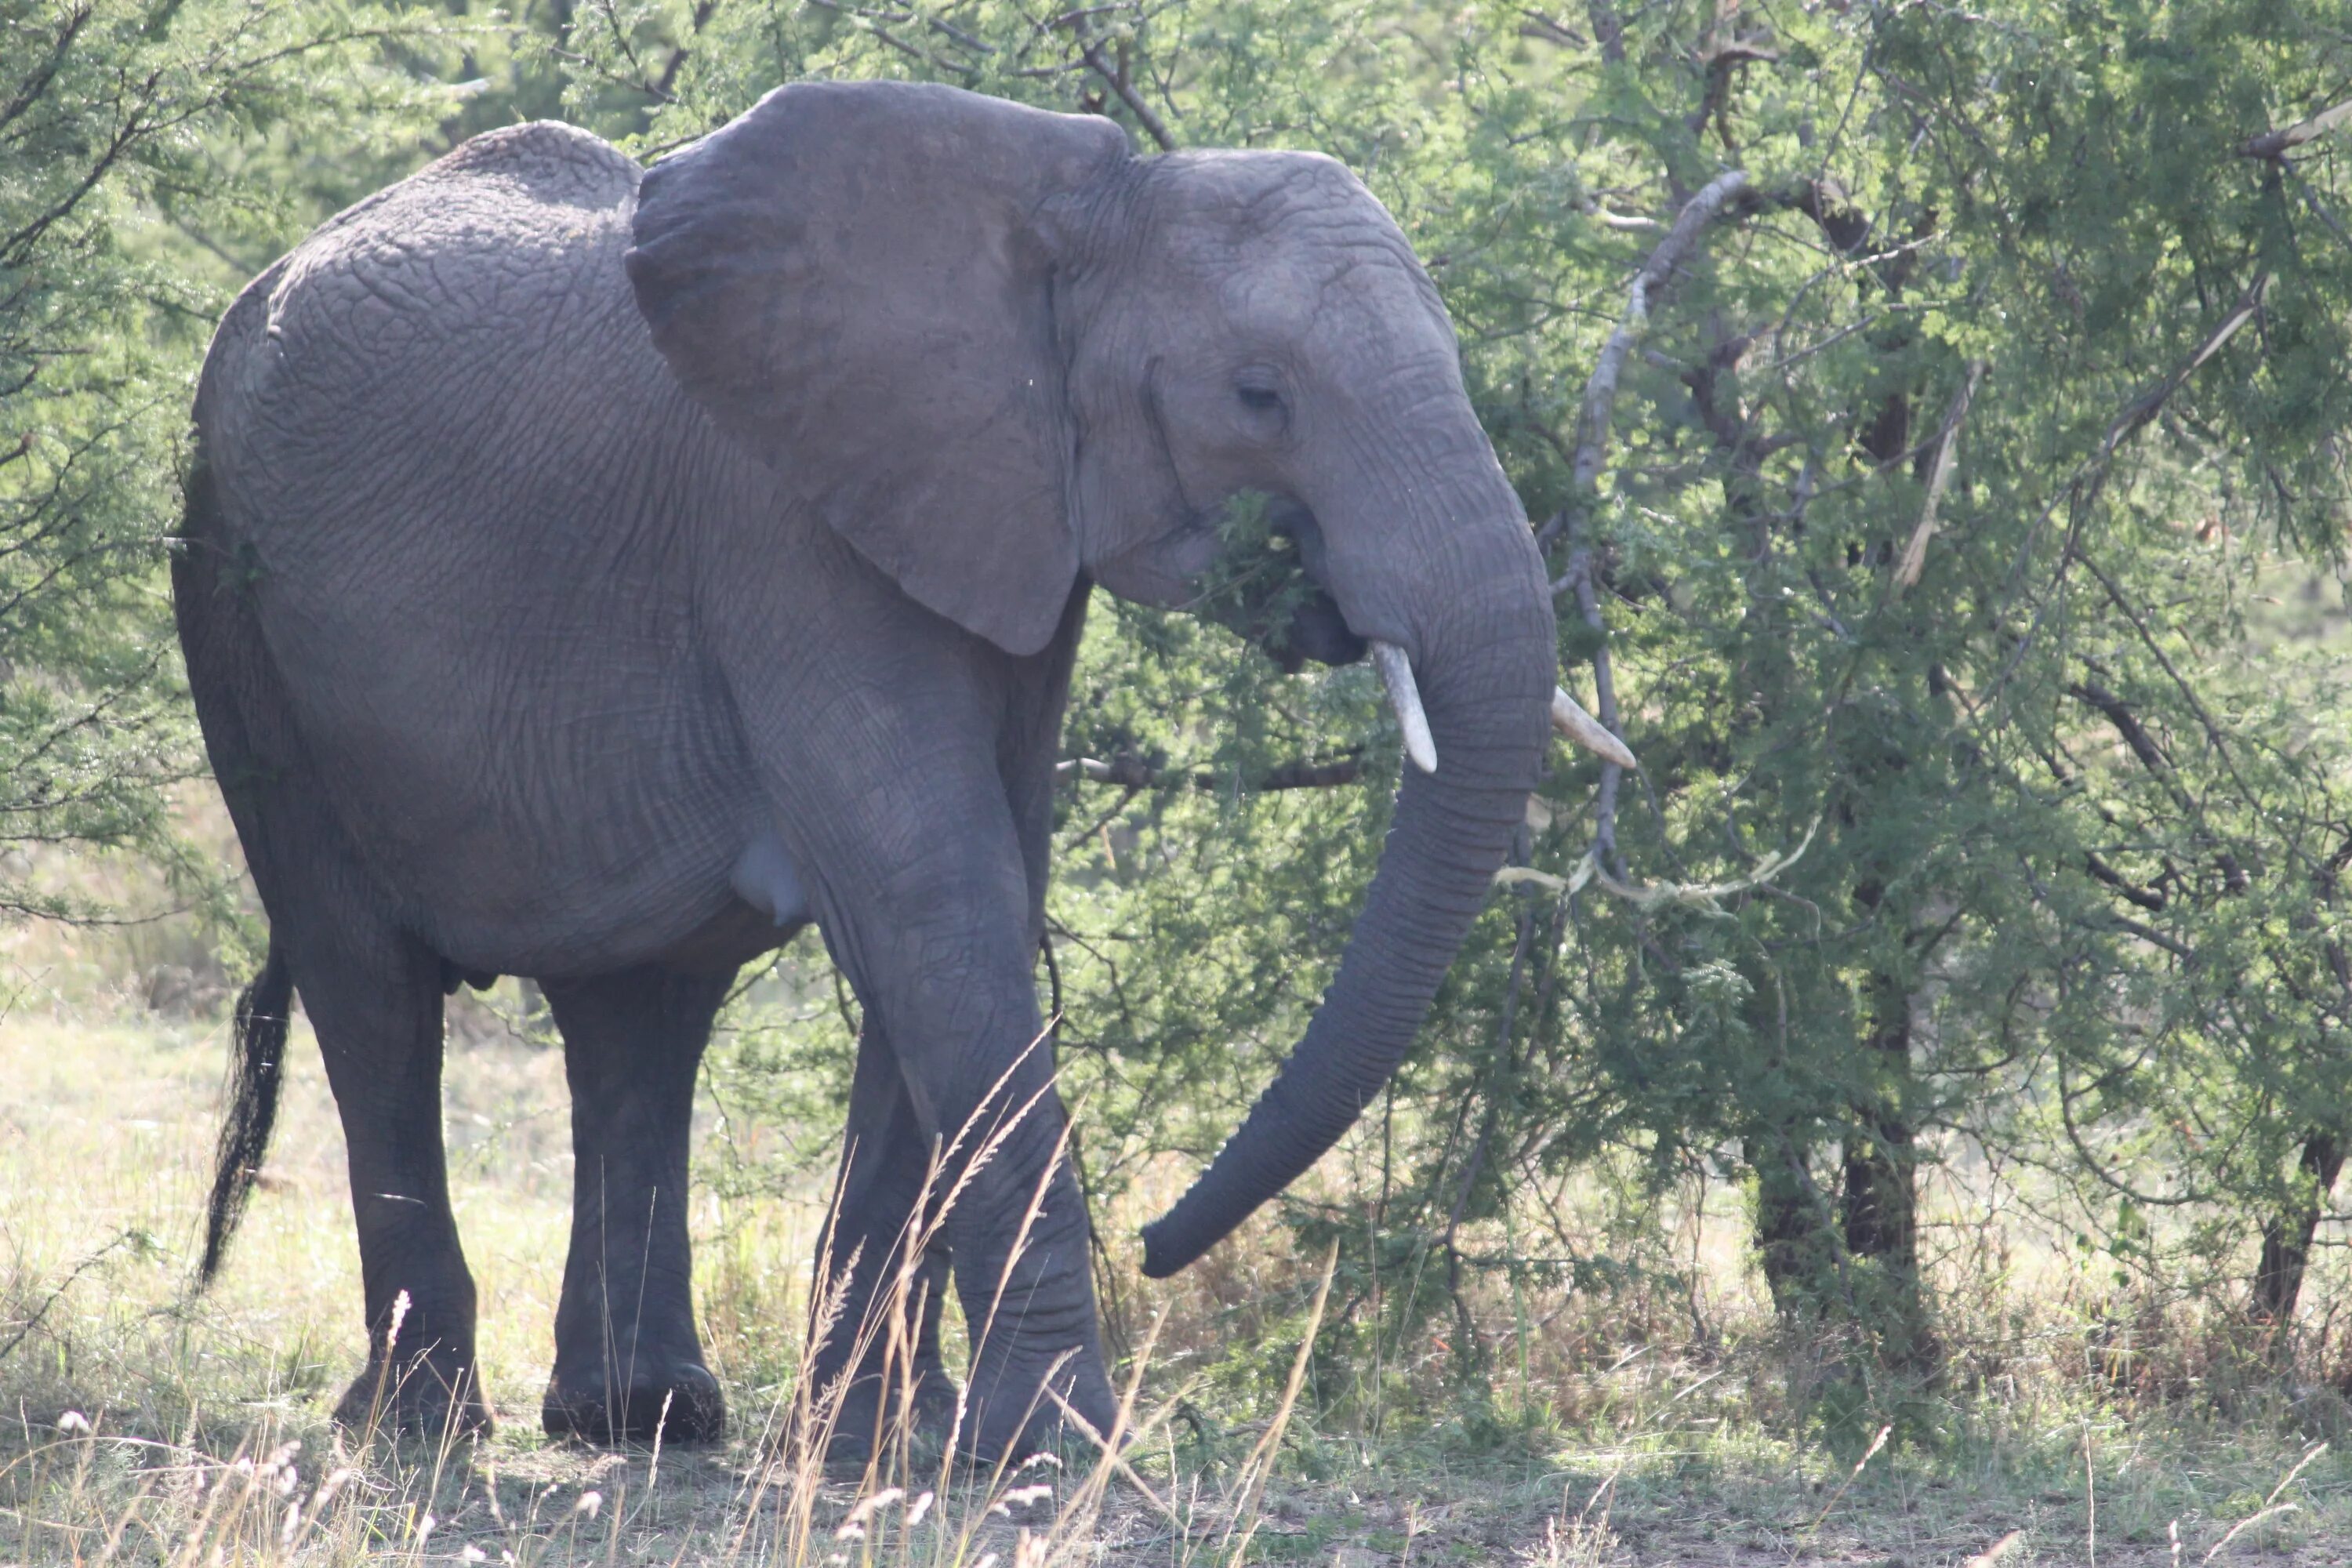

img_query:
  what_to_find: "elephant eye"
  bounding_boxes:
[1236,383,1284,413]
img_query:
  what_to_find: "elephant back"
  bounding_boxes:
[195,119,685,553]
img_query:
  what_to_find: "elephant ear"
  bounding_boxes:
[627,82,1128,656]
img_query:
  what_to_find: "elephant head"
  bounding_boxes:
[627,80,1623,1279]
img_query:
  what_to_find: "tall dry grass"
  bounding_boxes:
[9,913,2352,1563]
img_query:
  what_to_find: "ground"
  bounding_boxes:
[4,975,2351,1565]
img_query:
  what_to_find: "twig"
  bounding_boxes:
[0,1232,129,1365]
[2201,1443,2328,1566]
[1963,1530,2026,1568]
[2087,1420,2097,1568]
[1222,1243,1339,1565]
[1804,1423,1891,1533]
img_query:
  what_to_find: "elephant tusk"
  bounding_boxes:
[1552,686,1637,770]
[1370,641,1437,775]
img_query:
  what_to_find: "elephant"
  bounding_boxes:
[176,78,1628,1461]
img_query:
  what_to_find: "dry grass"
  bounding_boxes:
[9,931,2352,1563]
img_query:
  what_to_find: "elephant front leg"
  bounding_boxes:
[941,1076,1116,1463]
[804,1020,957,1465]
[540,965,732,1444]
[820,869,1118,1465]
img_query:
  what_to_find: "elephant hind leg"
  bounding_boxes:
[540,964,733,1445]
[804,1021,956,1468]
[298,923,488,1439]
[218,832,487,1437]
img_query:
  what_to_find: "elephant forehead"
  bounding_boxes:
[1137,152,1433,328]
[1211,233,1428,328]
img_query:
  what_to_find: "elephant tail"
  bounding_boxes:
[198,942,294,1287]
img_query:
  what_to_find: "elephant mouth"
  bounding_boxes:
[1194,494,1368,672]
[1267,588,1366,671]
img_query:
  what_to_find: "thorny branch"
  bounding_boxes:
[0,1232,130,1367]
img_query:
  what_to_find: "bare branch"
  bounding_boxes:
[1560,546,1627,870]
[1893,359,1984,590]
[1079,39,1174,150]
[2241,96,2352,161]
[1056,751,1363,792]
[1570,169,1751,499]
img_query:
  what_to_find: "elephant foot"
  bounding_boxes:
[332,1354,492,1442]
[543,1357,724,1446]
[961,1354,1118,1468]
[810,1363,959,1470]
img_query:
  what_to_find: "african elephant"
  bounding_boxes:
[176,78,1625,1461]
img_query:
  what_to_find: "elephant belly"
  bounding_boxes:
[297,670,773,977]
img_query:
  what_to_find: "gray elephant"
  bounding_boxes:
[177,78,1625,1460]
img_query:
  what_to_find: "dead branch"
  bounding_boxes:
[1561,545,1628,869]
[2103,275,2269,456]
[1571,168,1752,497]
[2241,97,2352,161]
[1893,359,1984,590]
[1079,39,1174,151]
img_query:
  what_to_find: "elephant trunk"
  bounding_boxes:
[1139,467,1557,1278]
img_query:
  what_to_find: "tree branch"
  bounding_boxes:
[2240,97,2352,161]
[1562,546,1627,870]
[1079,38,1174,151]
[1893,359,1984,591]
[1570,169,1751,499]
[1584,0,1624,64]
[1056,751,1363,792]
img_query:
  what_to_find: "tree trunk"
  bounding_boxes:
[1842,972,1935,1371]
[1751,1134,1835,1317]
[2253,1131,2346,1329]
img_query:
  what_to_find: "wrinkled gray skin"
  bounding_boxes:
[176,81,1555,1461]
